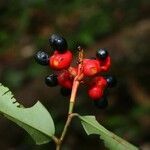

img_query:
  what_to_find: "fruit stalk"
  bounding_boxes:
[69,46,84,113]
[55,47,84,150]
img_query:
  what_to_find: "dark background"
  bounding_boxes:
[0,0,150,149]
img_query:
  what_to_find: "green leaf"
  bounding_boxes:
[78,115,139,150]
[0,83,55,145]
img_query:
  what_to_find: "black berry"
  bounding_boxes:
[105,75,117,88]
[96,49,108,60]
[60,87,71,97]
[94,96,108,109]
[45,74,58,87]
[34,51,49,65]
[49,34,68,52]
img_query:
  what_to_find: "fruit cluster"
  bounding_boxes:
[34,34,116,109]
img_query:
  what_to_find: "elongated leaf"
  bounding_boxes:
[0,83,55,145]
[79,115,138,150]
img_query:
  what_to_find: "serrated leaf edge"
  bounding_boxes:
[0,101,54,139]
[79,115,138,150]
[0,84,55,143]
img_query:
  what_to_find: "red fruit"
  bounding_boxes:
[98,56,111,72]
[88,76,107,100]
[57,71,73,89]
[93,76,107,88]
[49,50,73,70]
[83,59,101,76]
[88,86,103,100]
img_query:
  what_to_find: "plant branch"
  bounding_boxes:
[60,113,78,143]
[54,46,84,150]
[51,135,59,144]
[54,113,78,150]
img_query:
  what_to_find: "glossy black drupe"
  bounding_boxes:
[96,49,108,60]
[105,75,117,88]
[45,74,58,87]
[34,51,49,65]
[49,34,68,52]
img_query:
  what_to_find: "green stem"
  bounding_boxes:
[56,144,61,150]
[54,113,78,150]
[68,102,74,115]
[69,80,80,114]
[60,113,77,142]
[51,136,59,144]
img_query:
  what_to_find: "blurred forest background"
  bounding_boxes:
[0,0,150,150]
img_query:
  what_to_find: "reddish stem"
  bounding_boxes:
[54,46,84,150]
